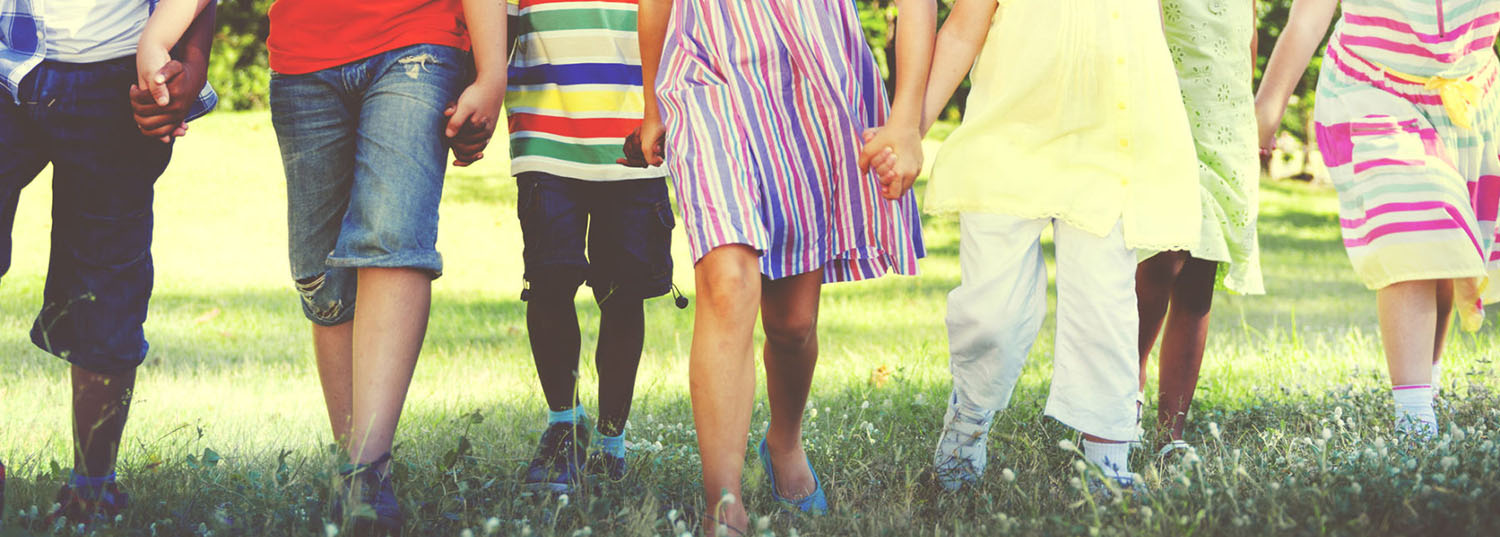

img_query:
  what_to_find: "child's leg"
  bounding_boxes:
[526,278,584,413]
[517,175,590,416]
[1433,278,1454,389]
[595,296,645,436]
[347,267,432,468]
[1154,256,1217,442]
[312,324,354,444]
[271,67,361,447]
[1378,279,1440,435]
[1049,221,1141,470]
[945,213,1051,416]
[1379,280,1438,385]
[71,367,136,477]
[1135,251,1187,388]
[760,270,823,500]
[689,245,762,533]
[337,44,467,470]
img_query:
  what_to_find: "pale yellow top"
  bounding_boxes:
[926,0,1202,251]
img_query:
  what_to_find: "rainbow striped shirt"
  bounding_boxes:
[505,0,662,181]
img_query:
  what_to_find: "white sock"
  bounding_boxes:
[1082,439,1132,479]
[1392,384,1438,437]
[1431,362,1443,397]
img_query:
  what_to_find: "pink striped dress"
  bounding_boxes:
[1314,0,1500,328]
[655,0,924,282]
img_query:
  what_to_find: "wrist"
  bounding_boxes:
[472,71,507,89]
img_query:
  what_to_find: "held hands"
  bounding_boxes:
[618,114,666,168]
[1255,100,1282,168]
[136,47,175,108]
[859,125,923,200]
[443,78,505,167]
[128,59,198,143]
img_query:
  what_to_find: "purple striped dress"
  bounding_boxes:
[1313,0,1500,328]
[655,0,924,282]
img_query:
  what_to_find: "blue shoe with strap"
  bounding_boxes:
[757,438,827,514]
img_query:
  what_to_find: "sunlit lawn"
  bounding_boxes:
[2,111,1498,536]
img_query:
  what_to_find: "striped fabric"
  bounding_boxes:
[505,0,662,180]
[1314,0,1500,329]
[655,0,924,282]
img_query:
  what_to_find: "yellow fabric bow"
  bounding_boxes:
[1377,62,1482,130]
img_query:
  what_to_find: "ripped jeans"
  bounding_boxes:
[269,44,467,325]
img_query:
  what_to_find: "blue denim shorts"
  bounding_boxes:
[270,44,468,326]
[517,173,674,303]
[0,57,173,373]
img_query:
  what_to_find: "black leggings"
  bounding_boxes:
[526,287,645,437]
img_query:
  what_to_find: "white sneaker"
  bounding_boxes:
[933,396,992,491]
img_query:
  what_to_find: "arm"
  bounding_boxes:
[858,0,936,200]
[1253,0,1337,152]
[444,0,509,166]
[634,0,672,166]
[918,0,995,133]
[137,0,213,105]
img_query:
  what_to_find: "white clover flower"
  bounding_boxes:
[1073,460,1087,473]
[484,517,501,535]
[668,509,679,522]
[1351,483,1362,494]
[1209,422,1222,441]
[1374,437,1387,450]
[861,400,870,410]
[1141,506,1153,520]
[1058,439,1077,452]
[460,529,475,537]
[324,523,339,537]
[717,524,731,537]
[1441,456,1458,471]
[721,492,737,506]
[1320,428,1332,441]
[1069,477,1083,489]
[1002,468,1016,482]
[571,528,592,537]
[756,516,771,531]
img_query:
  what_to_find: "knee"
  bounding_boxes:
[525,273,584,303]
[695,257,758,313]
[763,312,817,351]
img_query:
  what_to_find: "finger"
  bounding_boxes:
[862,128,880,144]
[150,81,171,107]
[444,102,458,117]
[446,107,472,138]
[155,60,185,87]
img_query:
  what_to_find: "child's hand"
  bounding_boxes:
[136,46,174,107]
[617,122,665,168]
[620,114,667,168]
[444,79,505,166]
[859,126,923,200]
[1255,101,1282,167]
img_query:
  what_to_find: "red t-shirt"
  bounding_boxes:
[268,0,471,75]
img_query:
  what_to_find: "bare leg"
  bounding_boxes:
[1378,280,1437,386]
[689,246,761,534]
[760,271,822,500]
[1136,252,1186,388]
[313,322,355,446]
[348,267,432,472]
[1154,257,1217,442]
[1433,279,1453,364]
[70,366,135,477]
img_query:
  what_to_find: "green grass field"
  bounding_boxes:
[2,111,1499,536]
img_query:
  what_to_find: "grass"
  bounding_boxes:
[1,111,1499,536]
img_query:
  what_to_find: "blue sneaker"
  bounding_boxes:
[586,451,627,483]
[524,422,589,493]
[757,439,827,514]
[43,476,130,527]
[334,455,403,537]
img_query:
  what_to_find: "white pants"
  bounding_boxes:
[946,213,1142,441]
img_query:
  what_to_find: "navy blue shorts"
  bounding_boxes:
[517,173,674,303]
[0,58,173,374]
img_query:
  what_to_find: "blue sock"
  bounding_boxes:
[597,431,626,458]
[548,407,586,425]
